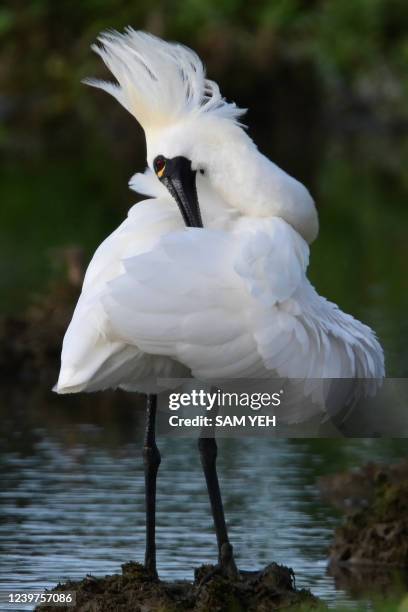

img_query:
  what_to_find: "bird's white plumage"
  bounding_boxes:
[84,29,245,131]
[55,30,385,414]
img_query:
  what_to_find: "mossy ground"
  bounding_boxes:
[35,561,322,612]
[328,466,408,567]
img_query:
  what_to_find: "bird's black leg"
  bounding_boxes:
[198,435,238,578]
[143,393,161,578]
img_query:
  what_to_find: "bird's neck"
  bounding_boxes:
[196,121,319,243]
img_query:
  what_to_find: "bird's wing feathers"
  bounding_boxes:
[57,212,383,399]
[102,215,383,387]
[55,198,190,394]
[100,216,361,385]
[82,197,180,293]
[232,217,309,306]
[102,227,259,379]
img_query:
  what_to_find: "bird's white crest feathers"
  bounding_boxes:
[84,29,246,131]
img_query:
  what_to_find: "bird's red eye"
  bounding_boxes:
[154,156,166,175]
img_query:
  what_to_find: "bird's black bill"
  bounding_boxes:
[160,157,203,228]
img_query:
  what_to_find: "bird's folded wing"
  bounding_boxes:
[82,197,182,294]
[102,217,312,381]
[55,197,188,394]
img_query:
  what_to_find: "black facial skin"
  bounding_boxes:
[153,155,203,228]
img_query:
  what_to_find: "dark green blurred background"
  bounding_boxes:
[1,0,407,374]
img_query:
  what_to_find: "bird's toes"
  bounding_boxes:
[196,545,240,589]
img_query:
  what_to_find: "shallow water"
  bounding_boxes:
[0,396,407,610]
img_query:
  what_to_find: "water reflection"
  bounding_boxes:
[1,391,407,609]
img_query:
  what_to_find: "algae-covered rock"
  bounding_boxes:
[329,478,408,567]
[35,561,322,612]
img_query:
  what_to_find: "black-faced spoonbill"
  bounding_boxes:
[55,29,384,579]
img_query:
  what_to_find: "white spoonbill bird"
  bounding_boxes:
[55,29,384,578]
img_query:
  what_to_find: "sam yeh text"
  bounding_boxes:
[169,415,277,428]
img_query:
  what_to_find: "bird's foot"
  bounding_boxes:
[219,542,239,580]
[197,543,240,587]
[144,561,159,581]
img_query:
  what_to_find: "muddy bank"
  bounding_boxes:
[35,561,321,612]
[323,462,408,567]
[319,460,408,512]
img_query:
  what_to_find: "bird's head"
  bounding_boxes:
[85,29,318,242]
[145,122,206,228]
[143,114,246,228]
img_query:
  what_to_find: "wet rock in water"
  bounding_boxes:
[329,477,408,567]
[35,561,322,611]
